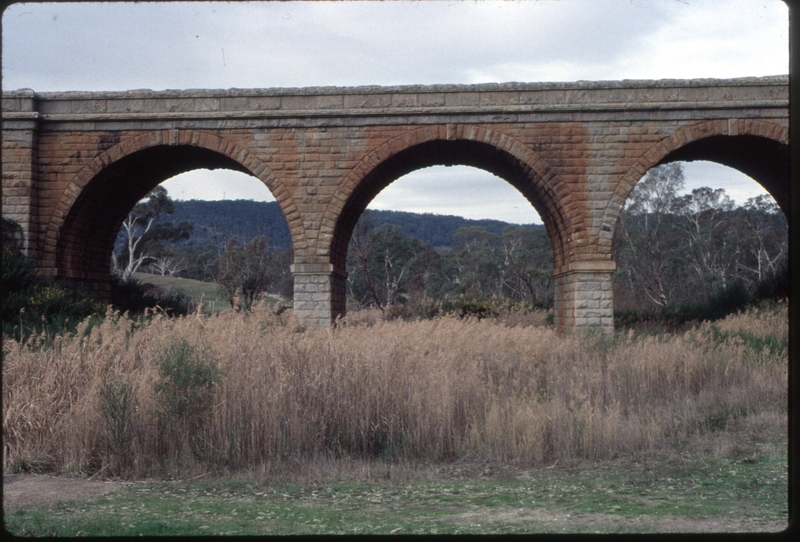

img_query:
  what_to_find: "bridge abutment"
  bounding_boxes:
[1,90,39,259]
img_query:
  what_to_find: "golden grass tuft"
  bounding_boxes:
[3,303,787,479]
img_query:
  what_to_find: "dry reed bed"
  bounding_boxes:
[2,305,787,478]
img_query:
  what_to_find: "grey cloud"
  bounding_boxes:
[1,1,782,222]
[0,1,693,91]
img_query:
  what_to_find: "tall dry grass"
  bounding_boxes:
[2,303,787,479]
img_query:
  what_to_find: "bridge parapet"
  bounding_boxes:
[2,76,787,129]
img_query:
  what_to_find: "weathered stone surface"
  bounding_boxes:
[1,77,788,332]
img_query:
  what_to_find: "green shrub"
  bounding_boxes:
[153,340,222,465]
[754,261,788,302]
[384,296,442,321]
[2,243,105,341]
[27,282,103,319]
[154,340,222,421]
[690,280,751,321]
[2,244,39,289]
[156,288,195,316]
[110,276,194,316]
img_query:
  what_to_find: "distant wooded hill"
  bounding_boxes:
[165,200,543,251]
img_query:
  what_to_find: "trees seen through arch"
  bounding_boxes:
[110,161,787,317]
[613,162,787,311]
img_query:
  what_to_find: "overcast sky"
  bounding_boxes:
[2,1,789,224]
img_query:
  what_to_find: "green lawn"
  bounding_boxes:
[133,273,285,313]
[5,438,787,536]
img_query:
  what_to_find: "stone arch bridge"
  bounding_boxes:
[2,76,788,332]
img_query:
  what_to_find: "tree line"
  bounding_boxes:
[344,163,787,316]
[138,198,529,255]
[345,213,553,311]
[111,162,786,316]
[612,163,787,311]
[112,187,293,308]
[112,188,547,311]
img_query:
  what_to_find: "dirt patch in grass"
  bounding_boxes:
[2,473,127,513]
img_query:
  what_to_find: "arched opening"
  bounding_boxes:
[613,157,788,314]
[110,168,293,312]
[331,139,567,280]
[55,144,286,302]
[327,138,569,321]
[341,165,549,311]
[657,135,789,216]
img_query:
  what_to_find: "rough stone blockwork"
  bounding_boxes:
[2,77,789,332]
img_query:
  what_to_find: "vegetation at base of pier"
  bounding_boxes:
[2,218,106,342]
[1,217,194,342]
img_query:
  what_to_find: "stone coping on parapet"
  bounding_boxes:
[2,76,787,127]
[2,75,789,100]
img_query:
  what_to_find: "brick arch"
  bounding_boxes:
[601,119,790,250]
[319,124,580,275]
[46,129,300,288]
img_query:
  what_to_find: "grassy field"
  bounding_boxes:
[132,272,285,312]
[2,301,788,534]
[4,433,787,535]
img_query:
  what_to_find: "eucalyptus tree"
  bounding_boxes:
[614,162,686,308]
[114,186,192,281]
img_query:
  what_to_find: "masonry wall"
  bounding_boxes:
[2,91,39,258]
[2,77,789,332]
[553,263,616,331]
